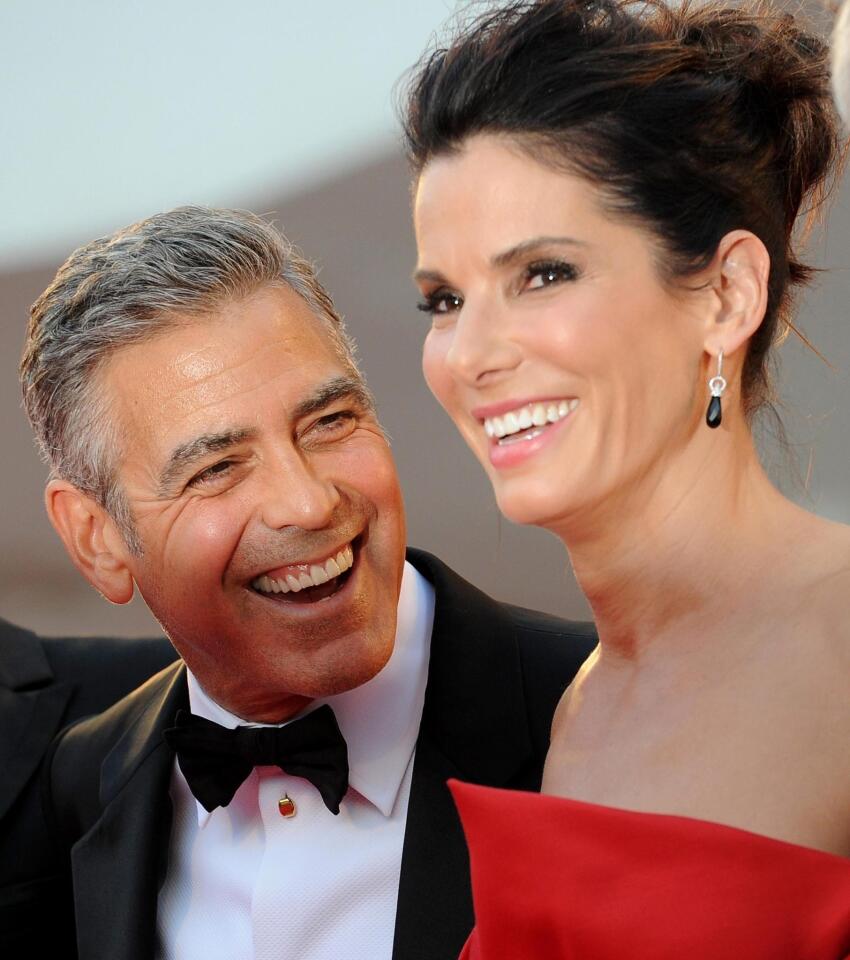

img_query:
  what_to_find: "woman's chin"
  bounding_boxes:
[494,486,580,534]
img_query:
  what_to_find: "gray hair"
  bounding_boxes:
[20,205,367,553]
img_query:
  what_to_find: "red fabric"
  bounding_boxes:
[450,780,850,960]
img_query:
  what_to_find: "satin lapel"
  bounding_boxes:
[71,663,187,960]
[393,550,534,960]
[405,548,533,785]
[392,737,471,960]
[0,682,72,821]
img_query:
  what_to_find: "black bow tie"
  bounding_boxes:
[163,703,349,815]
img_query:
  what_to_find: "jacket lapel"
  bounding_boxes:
[0,622,73,822]
[71,662,188,960]
[393,735,472,960]
[393,549,534,960]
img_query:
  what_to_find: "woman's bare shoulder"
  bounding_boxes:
[809,519,850,617]
[795,518,850,685]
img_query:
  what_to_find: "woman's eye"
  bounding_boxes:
[416,289,464,315]
[524,261,579,291]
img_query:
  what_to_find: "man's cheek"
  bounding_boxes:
[343,446,403,505]
[163,503,244,580]
[180,494,242,554]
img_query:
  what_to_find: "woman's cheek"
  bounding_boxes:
[422,327,456,416]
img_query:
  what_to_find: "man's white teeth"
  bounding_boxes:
[484,399,579,439]
[252,544,354,595]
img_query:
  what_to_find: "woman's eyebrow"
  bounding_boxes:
[412,266,447,285]
[491,235,586,268]
[413,235,586,284]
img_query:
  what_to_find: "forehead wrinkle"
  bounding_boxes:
[174,343,228,381]
[164,332,304,405]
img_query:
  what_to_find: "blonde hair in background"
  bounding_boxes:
[834,1,850,124]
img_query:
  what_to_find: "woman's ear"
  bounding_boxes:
[703,229,770,359]
[45,479,135,604]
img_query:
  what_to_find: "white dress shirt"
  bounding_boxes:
[156,561,435,960]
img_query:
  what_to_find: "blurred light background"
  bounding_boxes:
[1,0,848,637]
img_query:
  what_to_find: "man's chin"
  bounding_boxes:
[211,636,395,720]
[297,637,395,699]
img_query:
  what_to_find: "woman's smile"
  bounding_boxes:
[473,396,581,469]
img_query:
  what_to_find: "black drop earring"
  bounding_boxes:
[706,350,726,429]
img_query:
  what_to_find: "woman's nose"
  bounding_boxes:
[444,301,521,387]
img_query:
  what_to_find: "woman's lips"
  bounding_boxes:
[484,401,579,470]
[483,398,579,440]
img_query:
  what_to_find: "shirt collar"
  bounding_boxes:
[184,560,434,826]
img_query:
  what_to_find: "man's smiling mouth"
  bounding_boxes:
[251,542,355,604]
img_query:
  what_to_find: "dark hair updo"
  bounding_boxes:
[401,0,843,415]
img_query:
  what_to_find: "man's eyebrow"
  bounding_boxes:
[413,235,586,284]
[292,376,375,421]
[157,377,373,493]
[158,429,256,492]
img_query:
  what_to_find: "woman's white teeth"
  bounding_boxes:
[252,544,354,595]
[484,399,579,439]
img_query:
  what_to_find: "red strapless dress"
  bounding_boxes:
[450,780,850,959]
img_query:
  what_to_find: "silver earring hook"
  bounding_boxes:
[709,349,727,398]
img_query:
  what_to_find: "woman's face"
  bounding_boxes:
[833,0,850,125]
[413,135,713,535]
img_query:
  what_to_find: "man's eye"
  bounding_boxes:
[189,460,234,487]
[523,260,579,291]
[416,289,464,315]
[313,411,357,434]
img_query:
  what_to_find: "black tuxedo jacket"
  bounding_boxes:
[45,549,597,960]
[0,617,176,951]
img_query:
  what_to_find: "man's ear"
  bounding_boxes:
[703,229,770,359]
[45,479,135,604]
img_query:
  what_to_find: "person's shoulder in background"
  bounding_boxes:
[0,615,177,954]
[30,624,176,718]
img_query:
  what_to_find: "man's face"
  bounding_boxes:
[102,286,406,721]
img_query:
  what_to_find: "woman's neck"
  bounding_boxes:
[554,424,806,664]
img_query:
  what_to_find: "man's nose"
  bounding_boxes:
[444,299,522,387]
[260,455,341,531]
